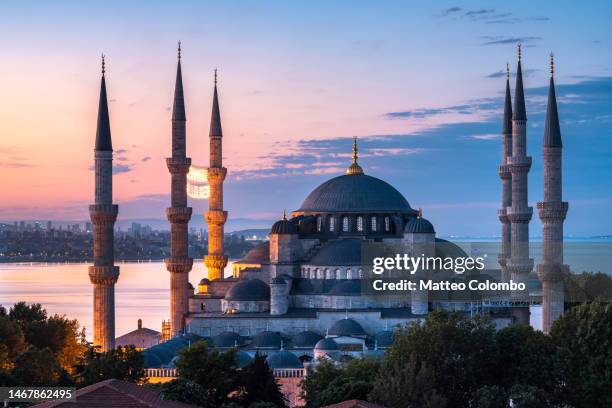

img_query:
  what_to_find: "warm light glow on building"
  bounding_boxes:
[187,165,210,199]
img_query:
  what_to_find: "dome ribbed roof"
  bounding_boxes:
[314,338,339,350]
[404,217,435,234]
[328,318,366,337]
[251,331,282,349]
[266,350,303,368]
[225,279,270,302]
[271,218,298,235]
[235,350,253,368]
[212,331,243,348]
[292,331,324,348]
[239,242,270,264]
[298,174,412,213]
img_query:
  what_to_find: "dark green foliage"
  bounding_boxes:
[300,357,382,407]
[75,345,145,386]
[11,346,63,386]
[0,315,26,368]
[238,353,287,408]
[472,385,508,408]
[371,310,497,407]
[550,302,612,408]
[161,378,216,407]
[507,384,552,408]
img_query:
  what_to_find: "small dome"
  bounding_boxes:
[251,331,282,349]
[374,330,395,348]
[235,350,253,368]
[314,338,339,351]
[271,218,298,235]
[266,350,303,369]
[329,318,366,337]
[292,331,324,348]
[404,217,435,234]
[212,331,243,348]
[225,279,270,301]
[186,282,194,289]
[199,278,211,285]
[239,241,270,264]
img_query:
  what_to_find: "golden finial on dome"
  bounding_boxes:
[178,41,182,60]
[417,208,423,219]
[214,68,218,86]
[101,53,106,76]
[282,209,287,220]
[346,136,364,175]
[517,43,522,62]
[506,62,510,80]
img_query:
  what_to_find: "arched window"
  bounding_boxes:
[335,268,341,279]
[316,216,322,232]
[384,216,390,232]
[346,268,352,279]
[316,268,324,279]
[329,217,335,232]
[371,216,377,232]
[325,268,333,279]
[358,268,364,278]
[342,216,349,232]
[356,216,364,232]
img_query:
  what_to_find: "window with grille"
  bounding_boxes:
[385,216,390,231]
[357,216,364,232]
[342,216,349,232]
[371,216,377,232]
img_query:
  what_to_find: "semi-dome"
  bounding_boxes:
[314,338,339,351]
[252,331,282,349]
[212,331,244,348]
[404,216,435,234]
[266,350,303,369]
[292,331,324,348]
[225,279,270,302]
[238,241,270,264]
[309,239,362,266]
[297,174,413,213]
[328,318,366,337]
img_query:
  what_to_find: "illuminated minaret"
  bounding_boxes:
[537,54,568,334]
[165,42,193,337]
[204,70,228,281]
[498,63,513,282]
[506,44,534,325]
[89,55,119,351]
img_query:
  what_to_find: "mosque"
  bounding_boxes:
[89,44,567,405]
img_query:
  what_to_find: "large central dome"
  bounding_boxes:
[297,173,412,213]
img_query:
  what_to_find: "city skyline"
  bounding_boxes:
[1,1,612,236]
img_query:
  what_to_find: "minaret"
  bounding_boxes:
[498,63,513,282]
[165,42,193,337]
[506,44,533,325]
[537,54,569,334]
[89,55,119,351]
[204,69,228,281]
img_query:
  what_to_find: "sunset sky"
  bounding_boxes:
[1,1,611,236]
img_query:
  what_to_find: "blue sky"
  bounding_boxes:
[0,1,611,236]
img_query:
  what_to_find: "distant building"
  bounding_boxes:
[115,319,161,349]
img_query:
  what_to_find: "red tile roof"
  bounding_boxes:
[322,400,387,408]
[31,379,197,408]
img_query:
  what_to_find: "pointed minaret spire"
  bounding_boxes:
[95,54,112,151]
[544,53,561,147]
[209,69,223,138]
[513,44,527,121]
[172,43,186,122]
[503,63,513,138]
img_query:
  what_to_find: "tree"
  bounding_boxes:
[371,311,497,407]
[8,302,47,334]
[174,340,240,406]
[494,325,557,395]
[472,385,508,408]
[11,346,62,386]
[0,316,26,369]
[161,378,216,407]
[550,302,612,408]
[75,345,146,386]
[301,357,382,408]
[507,384,552,408]
[238,353,286,407]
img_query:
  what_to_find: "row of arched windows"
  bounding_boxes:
[315,215,391,234]
[301,267,364,280]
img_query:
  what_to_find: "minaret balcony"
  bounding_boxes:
[166,157,191,174]
[205,210,228,225]
[507,156,532,171]
[536,202,568,221]
[506,206,533,223]
[88,265,120,285]
[207,167,227,182]
[166,207,193,224]
[536,263,570,282]
[498,165,511,179]
[89,204,119,225]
